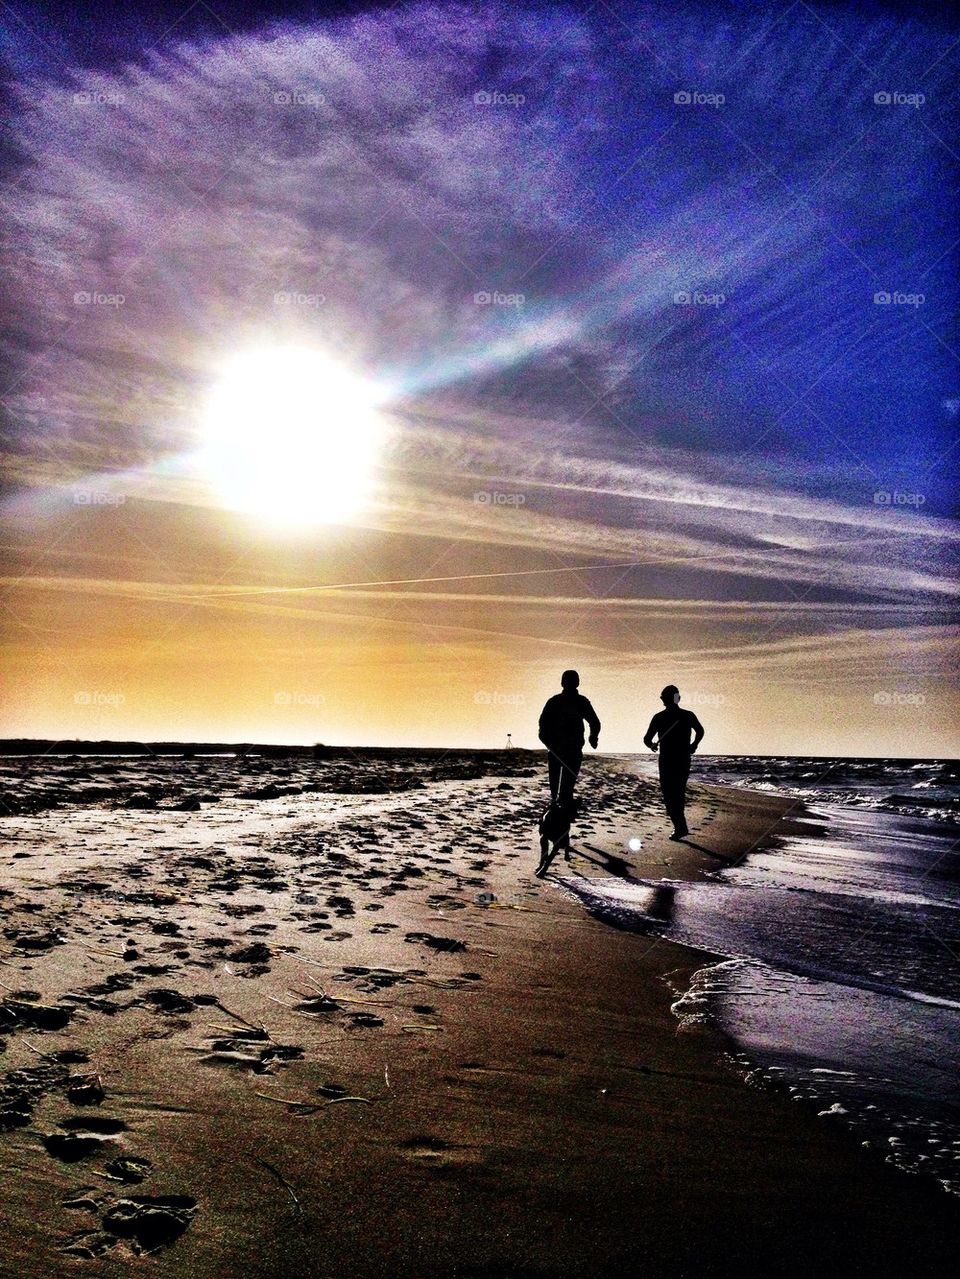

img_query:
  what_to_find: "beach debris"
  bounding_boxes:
[292,989,340,1012]
[255,1088,373,1113]
[79,942,127,958]
[63,1191,104,1212]
[254,1090,323,1113]
[209,1000,267,1034]
[254,1157,301,1211]
[102,1155,152,1184]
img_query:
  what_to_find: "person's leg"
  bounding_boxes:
[548,751,562,802]
[557,747,582,805]
[657,756,673,822]
[674,757,690,834]
[658,757,687,834]
[665,760,690,835]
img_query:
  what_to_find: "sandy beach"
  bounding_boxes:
[1,750,957,1278]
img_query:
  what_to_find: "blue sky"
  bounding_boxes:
[1,1,957,751]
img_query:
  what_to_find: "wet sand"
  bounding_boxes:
[0,752,957,1277]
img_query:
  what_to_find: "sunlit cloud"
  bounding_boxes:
[0,0,956,750]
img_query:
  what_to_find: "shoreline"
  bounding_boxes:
[0,755,957,1276]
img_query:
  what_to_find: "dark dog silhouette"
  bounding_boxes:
[535,796,583,877]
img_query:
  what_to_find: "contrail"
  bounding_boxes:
[183,552,752,601]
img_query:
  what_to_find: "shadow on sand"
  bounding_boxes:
[678,838,737,864]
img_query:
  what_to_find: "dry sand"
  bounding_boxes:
[0,752,957,1278]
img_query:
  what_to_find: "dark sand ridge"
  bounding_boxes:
[0,756,957,1278]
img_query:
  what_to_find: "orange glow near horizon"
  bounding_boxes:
[2,487,956,756]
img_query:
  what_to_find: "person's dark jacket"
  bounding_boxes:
[538,690,601,749]
[643,707,704,759]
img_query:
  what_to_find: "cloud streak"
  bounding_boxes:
[0,1,957,749]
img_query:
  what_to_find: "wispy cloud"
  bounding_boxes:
[0,1,956,749]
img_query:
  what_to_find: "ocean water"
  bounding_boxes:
[688,755,960,825]
[567,757,960,1196]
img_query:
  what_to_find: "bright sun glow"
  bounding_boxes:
[201,345,386,526]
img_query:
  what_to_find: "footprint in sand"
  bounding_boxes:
[196,1026,305,1074]
[66,1073,105,1106]
[61,1192,197,1257]
[398,1135,485,1175]
[43,1115,128,1162]
[142,988,196,1016]
[404,932,467,953]
[401,1135,454,1161]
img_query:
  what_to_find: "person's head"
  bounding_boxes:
[660,684,680,706]
[560,669,580,691]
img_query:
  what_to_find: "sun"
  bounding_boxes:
[200,345,387,526]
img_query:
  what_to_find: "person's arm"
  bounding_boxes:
[690,714,705,754]
[583,697,601,749]
[643,714,659,752]
[538,700,553,748]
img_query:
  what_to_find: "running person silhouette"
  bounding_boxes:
[643,685,704,839]
[538,670,600,804]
